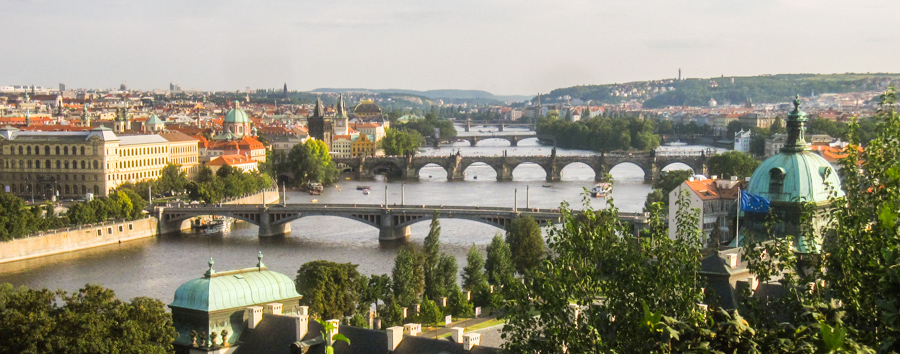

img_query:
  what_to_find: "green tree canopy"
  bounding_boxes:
[380,128,422,156]
[505,216,546,274]
[484,234,515,289]
[707,150,760,179]
[391,246,424,306]
[295,260,362,319]
[462,244,487,293]
[156,163,188,195]
[286,139,339,187]
[0,283,176,354]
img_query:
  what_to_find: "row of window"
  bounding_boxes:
[5,145,92,156]
[8,183,100,196]
[2,159,99,170]
[121,146,166,157]
[117,157,166,169]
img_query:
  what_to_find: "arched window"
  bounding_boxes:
[81,185,86,194]
[27,146,32,155]
[56,160,61,169]
[769,168,785,195]
[64,146,69,155]
[93,185,100,195]
[27,160,32,169]
[80,147,85,155]
[65,161,69,169]
[45,146,50,155]
[65,185,70,194]
[46,160,51,169]
[93,161,98,169]
[81,161,86,169]
[55,146,60,155]
[18,146,22,155]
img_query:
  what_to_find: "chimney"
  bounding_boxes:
[326,319,340,346]
[450,327,464,343]
[441,297,448,307]
[246,306,264,329]
[292,306,310,341]
[463,333,481,350]
[265,303,283,315]
[465,291,471,301]
[727,254,738,268]
[386,326,404,351]
[402,307,408,318]
[403,323,421,336]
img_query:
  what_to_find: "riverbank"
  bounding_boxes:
[0,189,280,264]
[0,217,158,264]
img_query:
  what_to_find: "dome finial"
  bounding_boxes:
[256,251,265,268]
[792,94,801,112]
[205,257,216,277]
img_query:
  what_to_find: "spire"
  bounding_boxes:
[82,106,90,127]
[256,251,265,268]
[314,97,325,117]
[25,108,31,126]
[336,94,347,118]
[781,95,810,153]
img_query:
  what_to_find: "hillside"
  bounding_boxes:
[544,73,900,108]
[310,88,532,103]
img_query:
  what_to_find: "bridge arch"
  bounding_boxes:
[509,162,547,181]
[660,162,695,174]
[369,160,404,178]
[559,162,597,181]
[416,163,449,181]
[471,137,512,147]
[606,161,649,181]
[460,161,498,181]
[515,137,541,146]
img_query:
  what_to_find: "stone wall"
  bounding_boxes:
[221,188,280,205]
[0,217,158,264]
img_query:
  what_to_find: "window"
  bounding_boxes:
[45,146,50,155]
[98,229,102,236]
[769,168,785,195]
[108,227,113,234]
[118,226,123,232]
[128,224,133,231]
[55,146,60,155]
[81,147,85,155]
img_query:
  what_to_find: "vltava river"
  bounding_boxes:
[0,126,715,304]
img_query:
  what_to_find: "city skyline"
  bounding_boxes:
[3,0,900,95]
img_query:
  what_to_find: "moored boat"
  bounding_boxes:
[590,183,612,198]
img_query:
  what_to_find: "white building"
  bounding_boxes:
[734,129,751,153]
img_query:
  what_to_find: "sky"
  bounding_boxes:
[3,0,899,95]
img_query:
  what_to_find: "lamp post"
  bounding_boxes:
[526,185,530,209]
[401,183,405,205]
[514,188,518,212]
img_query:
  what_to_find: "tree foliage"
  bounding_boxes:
[0,283,175,354]
[295,261,362,319]
[707,150,760,179]
[537,113,660,152]
[485,234,515,290]
[391,246,425,307]
[185,165,273,204]
[380,128,422,156]
[462,244,487,293]
[505,216,546,275]
[284,139,339,187]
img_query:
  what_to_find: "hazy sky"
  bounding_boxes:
[3,0,899,95]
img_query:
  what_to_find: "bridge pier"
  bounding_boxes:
[379,225,411,241]
[259,209,292,237]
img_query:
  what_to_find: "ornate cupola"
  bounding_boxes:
[745,95,844,253]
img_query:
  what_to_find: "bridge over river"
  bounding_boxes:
[158,203,650,239]
[333,149,709,182]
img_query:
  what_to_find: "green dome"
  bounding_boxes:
[224,102,250,124]
[747,150,844,204]
[169,266,302,312]
[147,114,164,125]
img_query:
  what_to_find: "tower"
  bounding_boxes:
[114,103,131,133]
[283,83,288,98]
[222,101,251,138]
[24,108,31,126]
[308,97,333,149]
[745,95,844,254]
[82,105,90,127]
[333,94,350,135]
[678,68,682,81]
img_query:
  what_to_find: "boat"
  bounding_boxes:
[542,184,552,188]
[665,140,688,147]
[590,183,612,198]
[308,183,324,195]
[311,199,318,203]
[203,217,232,234]
[356,185,372,190]
[362,189,370,195]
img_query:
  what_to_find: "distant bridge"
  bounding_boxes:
[458,119,537,132]
[332,150,709,182]
[157,203,650,239]
[427,131,539,147]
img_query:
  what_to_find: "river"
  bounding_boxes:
[0,125,719,305]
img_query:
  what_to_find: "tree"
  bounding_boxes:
[156,163,187,195]
[391,246,424,306]
[380,128,422,156]
[423,212,441,300]
[0,283,176,354]
[707,150,760,179]
[286,139,339,187]
[462,244,487,293]
[419,296,442,326]
[295,261,362,319]
[484,234,514,290]
[362,274,392,307]
[770,116,786,134]
[505,216,545,274]
[433,254,458,301]
[643,169,693,215]
[448,286,474,317]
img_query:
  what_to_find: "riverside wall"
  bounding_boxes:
[0,217,158,264]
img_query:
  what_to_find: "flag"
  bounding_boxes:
[740,189,770,213]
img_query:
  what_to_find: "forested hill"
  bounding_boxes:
[544,73,900,108]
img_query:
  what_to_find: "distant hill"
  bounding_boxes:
[310,88,532,103]
[543,73,900,108]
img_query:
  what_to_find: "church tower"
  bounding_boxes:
[308,97,333,149]
[333,94,350,135]
[114,103,131,133]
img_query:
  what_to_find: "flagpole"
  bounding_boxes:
[736,188,741,248]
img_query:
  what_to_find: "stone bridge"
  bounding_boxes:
[460,119,536,132]
[427,132,539,147]
[157,203,650,239]
[333,150,708,182]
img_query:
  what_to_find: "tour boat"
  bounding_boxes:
[356,185,371,190]
[308,183,324,195]
[203,217,232,234]
[590,183,612,198]
[362,189,370,195]
[665,140,688,147]
[542,184,552,188]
